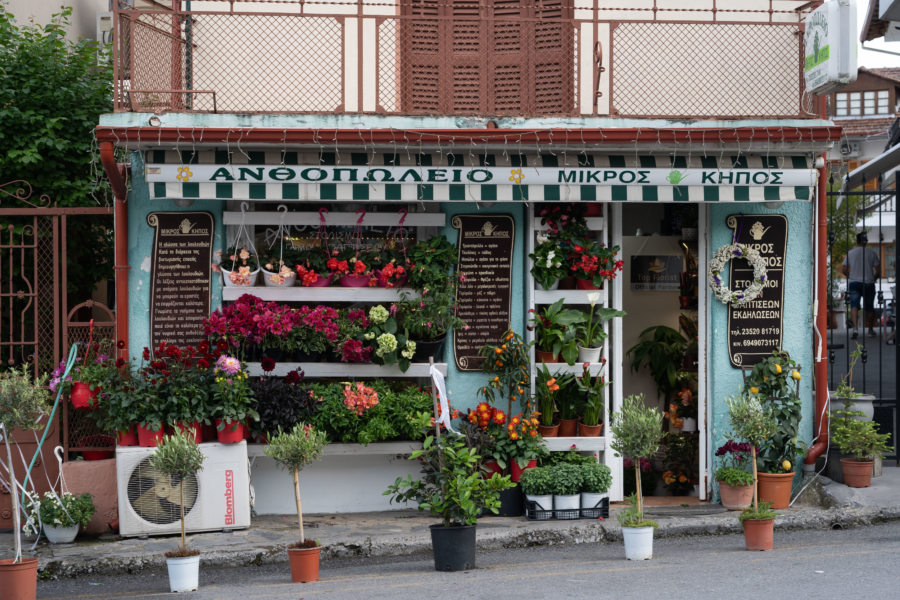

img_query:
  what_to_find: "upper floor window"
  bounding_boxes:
[835,89,892,117]
[401,0,574,116]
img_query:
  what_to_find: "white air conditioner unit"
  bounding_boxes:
[840,142,860,157]
[116,441,251,538]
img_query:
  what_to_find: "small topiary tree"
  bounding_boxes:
[608,394,663,521]
[150,427,205,556]
[726,395,777,515]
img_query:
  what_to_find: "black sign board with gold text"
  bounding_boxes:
[726,214,787,368]
[147,212,215,350]
[452,214,515,371]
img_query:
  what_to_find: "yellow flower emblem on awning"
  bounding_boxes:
[176,166,194,182]
[509,168,524,184]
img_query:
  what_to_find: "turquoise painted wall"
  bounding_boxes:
[708,202,814,494]
[441,203,527,414]
[127,151,225,357]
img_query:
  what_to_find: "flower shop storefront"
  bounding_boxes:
[96,123,833,516]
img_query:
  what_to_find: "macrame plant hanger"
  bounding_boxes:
[228,201,259,272]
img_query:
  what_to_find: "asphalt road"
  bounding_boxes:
[37,521,900,600]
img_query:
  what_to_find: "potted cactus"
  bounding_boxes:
[264,423,328,582]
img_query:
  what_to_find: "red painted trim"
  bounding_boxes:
[99,141,130,362]
[95,125,843,147]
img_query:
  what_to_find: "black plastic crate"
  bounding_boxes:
[524,497,609,520]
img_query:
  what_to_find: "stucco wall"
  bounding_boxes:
[707,201,815,493]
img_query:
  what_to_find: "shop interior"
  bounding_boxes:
[620,203,702,497]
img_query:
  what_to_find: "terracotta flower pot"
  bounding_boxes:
[577,422,603,437]
[576,279,599,290]
[537,424,559,437]
[718,481,753,511]
[288,545,321,583]
[742,518,774,551]
[0,557,38,600]
[534,349,559,364]
[558,418,577,437]
[757,471,794,509]
[840,458,874,488]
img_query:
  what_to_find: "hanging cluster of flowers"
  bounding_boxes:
[707,243,767,306]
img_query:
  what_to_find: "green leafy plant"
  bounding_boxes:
[518,465,554,496]
[626,325,688,400]
[548,463,583,496]
[150,427,206,556]
[575,293,626,348]
[24,492,95,534]
[830,409,891,461]
[617,493,658,528]
[384,414,514,527]
[609,394,663,521]
[265,423,328,546]
[574,363,608,427]
[727,394,778,518]
[739,501,777,523]
[555,375,582,421]
[401,235,465,340]
[714,440,755,487]
[534,362,571,427]
[569,238,625,287]
[528,299,585,365]
[580,462,613,494]
[211,356,258,429]
[529,236,568,290]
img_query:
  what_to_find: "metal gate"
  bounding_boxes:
[826,170,898,459]
[0,180,115,527]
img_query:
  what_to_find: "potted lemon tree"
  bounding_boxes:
[264,422,328,582]
[385,413,513,571]
[149,427,206,592]
[608,394,663,560]
[726,394,778,550]
[0,366,50,600]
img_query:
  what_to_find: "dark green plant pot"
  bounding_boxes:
[497,485,523,517]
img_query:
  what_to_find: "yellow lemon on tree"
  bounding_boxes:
[782,460,792,472]
[774,364,782,374]
[791,370,801,381]
[750,386,760,395]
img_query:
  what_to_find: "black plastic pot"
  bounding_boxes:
[430,524,476,571]
[412,335,447,363]
[497,485,523,517]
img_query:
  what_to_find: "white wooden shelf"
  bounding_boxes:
[246,362,448,378]
[533,288,608,305]
[532,362,607,375]
[247,441,423,458]
[542,437,606,452]
[222,286,415,303]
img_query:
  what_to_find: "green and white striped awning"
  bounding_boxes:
[144,150,816,203]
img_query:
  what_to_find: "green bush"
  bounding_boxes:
[518,466,554,496]
[24,492,95,533]
[548,463,583,496]
[581,463,612,494]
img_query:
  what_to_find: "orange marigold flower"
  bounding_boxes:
[468,412,478,423]
[531,417,539,426]
[511,415,521,425]
[509,431,519,440]
[529,429,538,437]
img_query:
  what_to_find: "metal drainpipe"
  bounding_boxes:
[804,96,830,471]
[99,141,130,360]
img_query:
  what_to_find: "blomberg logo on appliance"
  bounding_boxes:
[224,470,235,526]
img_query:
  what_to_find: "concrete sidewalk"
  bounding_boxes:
[7,466,900,579]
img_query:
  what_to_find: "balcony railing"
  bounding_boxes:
[113,0,818,119]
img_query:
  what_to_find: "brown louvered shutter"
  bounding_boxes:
[449,0,484,113]
[491,0,528,114]
[402,0,442,114]
[401,0,573,116]
[533,0,573,114]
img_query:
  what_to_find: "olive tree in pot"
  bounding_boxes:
[608,394,663,560]
[264,423,328,583]
[0,366,50,600]
[149,427,206,592]
[726,394,779,551]
[384,413,513,571]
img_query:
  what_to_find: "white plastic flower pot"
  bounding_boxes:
[622,526,654,560]
[44,524,79,544]
[525,494,553,520]
[166,555,200,593]
[553,494,580,519]
[577,346,602,363]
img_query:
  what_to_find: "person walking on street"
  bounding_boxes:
[841,231,881,339]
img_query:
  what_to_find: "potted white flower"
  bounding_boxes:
[149,427,206,592]
[609,394,663,560]
[23,492,95,544]
[264,422,328,582]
